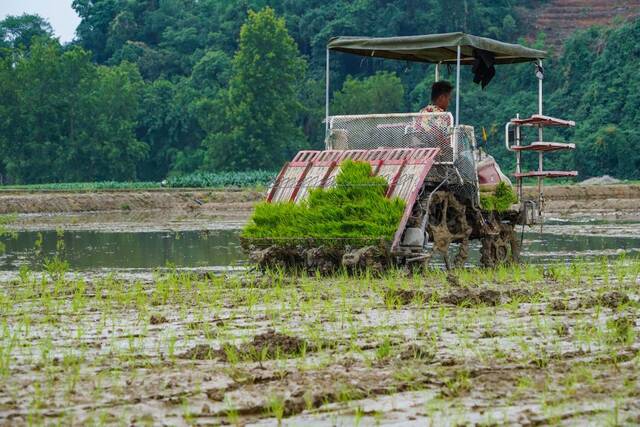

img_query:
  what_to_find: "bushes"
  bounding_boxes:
[242,160,406,245]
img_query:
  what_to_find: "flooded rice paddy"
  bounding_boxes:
[0,212,639,425]
[0,216,639,271]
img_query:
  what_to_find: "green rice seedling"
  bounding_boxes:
[336,383,364,404]
[354,406,365,426]
[393,366,420,386]
[455,268,477,286]
[181,398,197,425]
[242,160,406,245]
[599,257,611,287]
[33,232,44,258]
[494,264,511,284]
[375,336,392,361]
[442,369,471,398]
[71,281,87,314]
[266,394,286,425]
[479,182,518,212]
[614,255,628,287]
[607,398,621,427]
[223,397,240,426]
[0,329,16,377]
[167,334,177,360]
[523,264,543,283]
[606,317,635,346]
[303,390,315,411]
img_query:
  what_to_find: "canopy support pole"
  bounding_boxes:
[537,59,543,162]
[435,62,440,81]
[325,49,330,134]
[455,45,461,127]
[537,59,544,222]
[538,59,543,116]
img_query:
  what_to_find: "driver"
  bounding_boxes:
[411,81,453,147]
[418,80,453,129]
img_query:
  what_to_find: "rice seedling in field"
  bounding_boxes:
[0,256,639,424]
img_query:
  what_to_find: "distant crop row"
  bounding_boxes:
[0,171,277,191]
[0,181,160,191]
[164,171,276,188]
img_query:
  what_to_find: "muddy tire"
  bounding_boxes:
[480,223,520,268]
[342,245,390,275]
[249,245,304,271]
[426,192,472,269]
[305,246,343,275]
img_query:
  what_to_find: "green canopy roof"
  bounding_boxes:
[328,32,546,64]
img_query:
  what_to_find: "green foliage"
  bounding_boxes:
[242,160,406,244]
[1,3,639,182]
[461,20,640,180]
[67,0,538,173]
[480,182,518,212]
[165,171,275,188]
[204,7,308,171]
[0,39,145,183]
[0,14,53,50]
[554,22,640,179]
[332,72,406,115]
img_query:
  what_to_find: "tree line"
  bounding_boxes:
[0,0,638,183]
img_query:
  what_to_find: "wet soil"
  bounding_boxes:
[179,330,312,362]
[523,184,640,220]
[1,185,639,231]
[1,262,638,425]
[0,189,264,215]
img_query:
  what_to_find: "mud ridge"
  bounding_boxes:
[179,330,313,362]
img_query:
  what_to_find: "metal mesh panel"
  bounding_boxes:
[326,113,454,161]
[326,113,479,205]
[451,125,480,205]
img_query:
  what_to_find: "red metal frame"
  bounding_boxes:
[267,162,290,202]
[389,148,440,251]
[511,114,575,128]
[511,141,575,152]
[266,147,441,253]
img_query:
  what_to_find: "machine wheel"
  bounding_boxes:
[480,222,520,268]
[426,192,472,269]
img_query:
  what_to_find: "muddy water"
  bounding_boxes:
[0,218,639,270]
[0,229,245,270]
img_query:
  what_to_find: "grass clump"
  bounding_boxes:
[241,160,406,246]
[480,182,518,212]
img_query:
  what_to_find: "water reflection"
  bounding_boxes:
[0,225,639,271]
[0,230,245,270]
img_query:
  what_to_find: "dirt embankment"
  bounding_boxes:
[0,189,264,216]
[523,184,640,219]
[0,185,638,219]
[525,0,640,51]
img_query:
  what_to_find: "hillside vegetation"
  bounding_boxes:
[0,1,638,183]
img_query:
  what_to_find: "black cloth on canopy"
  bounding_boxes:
[472,49,496,88]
